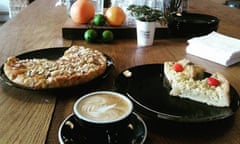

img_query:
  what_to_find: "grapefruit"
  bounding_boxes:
[105,6,126,26]
[70,0,95,24]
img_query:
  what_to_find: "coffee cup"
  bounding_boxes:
[73,91,133,124]
[72,91,134,143]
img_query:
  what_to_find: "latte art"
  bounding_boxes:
[76,93,132,123]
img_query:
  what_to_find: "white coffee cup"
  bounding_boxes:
[73,91,133,124]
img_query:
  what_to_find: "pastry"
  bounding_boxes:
[164,59,230,107]
[3,45,107,89]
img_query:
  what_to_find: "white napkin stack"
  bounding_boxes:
[186,31,240,67]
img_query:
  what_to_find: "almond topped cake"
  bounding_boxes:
[3,45,107,89]
[164,59,230,107]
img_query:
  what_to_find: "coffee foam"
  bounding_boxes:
[75,92,132,123]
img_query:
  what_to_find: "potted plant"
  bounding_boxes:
[164,0,183,17]
[127,5,165,46]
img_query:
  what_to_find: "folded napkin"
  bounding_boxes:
[186,31,240,66]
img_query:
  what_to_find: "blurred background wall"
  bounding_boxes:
[0,0,9,22]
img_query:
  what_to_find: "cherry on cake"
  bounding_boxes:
[164,59,230,107]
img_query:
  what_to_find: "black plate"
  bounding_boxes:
[58,113,147,144]
[167,12,219,37]
[114,64,240,123]
[0,47,114,90]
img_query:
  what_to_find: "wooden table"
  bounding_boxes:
[0,0,240,143]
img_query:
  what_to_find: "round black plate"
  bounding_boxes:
[58,113,147,144]
[167,12,219,37]
[114,64,240,123]
[0,47,114,90]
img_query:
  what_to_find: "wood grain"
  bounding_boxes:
[0,0,71,143]
[48,0,240,143]
[0,0,239,144]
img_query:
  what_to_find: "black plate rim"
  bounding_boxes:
[167,12,219,37]
[115,64,240,123]
[170,12,220,24]
[58,112,148,144]
[0,47,114,91]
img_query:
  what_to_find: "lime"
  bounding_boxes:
[93,14,105,26]
[84,29,98,43]
[102,30,114,43]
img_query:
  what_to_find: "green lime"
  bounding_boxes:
[102,30,114,43]
[93,14,105,26]
[84,29,98,43]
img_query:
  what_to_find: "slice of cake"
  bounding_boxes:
[164,59,230,107]
[164,59,205,84]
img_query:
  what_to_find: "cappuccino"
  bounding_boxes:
[74,91,133,124]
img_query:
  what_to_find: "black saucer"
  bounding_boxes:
[58,112,147,144]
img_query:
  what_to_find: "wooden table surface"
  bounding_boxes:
[0,0,240,143]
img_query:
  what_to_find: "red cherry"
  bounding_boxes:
[173,63,184,72]
[207,77,220,86]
